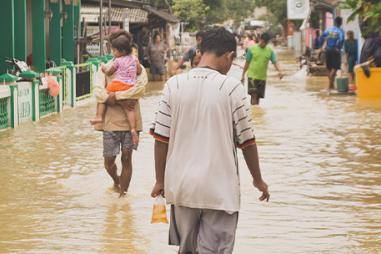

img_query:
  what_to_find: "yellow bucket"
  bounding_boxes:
[355,67,381,98]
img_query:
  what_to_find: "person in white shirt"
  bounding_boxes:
[150,28,270,254]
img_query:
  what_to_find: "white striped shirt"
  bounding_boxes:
[150,68,255,212]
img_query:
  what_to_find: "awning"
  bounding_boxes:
[311,0,339,12]
[142,5,179,23]
[81,5,148,23]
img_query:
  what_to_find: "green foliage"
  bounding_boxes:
[172,0,252,30]
[255,0,287,26]
[258,14,282,35]
[203,0,228,24]
[170,0,286,31]
[149,0,173,9]
[341,0,381,36]
[172,0,209,31]
[226,0,256,22]
[202,0,258,26]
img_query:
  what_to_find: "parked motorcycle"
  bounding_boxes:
[5,57,29,76]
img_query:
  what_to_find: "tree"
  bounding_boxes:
[150,0,173,10]
[342,0,381,36]
[226,0,256,22]
[203,0,258,25]
[203,0,228,24]
[170,0,286,31]
[172,0,209,31]
[255,0,287,35]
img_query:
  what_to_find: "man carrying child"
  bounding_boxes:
[94,31,147,197]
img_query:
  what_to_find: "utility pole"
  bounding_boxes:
[108,0,111,35]
[99,0,104,56]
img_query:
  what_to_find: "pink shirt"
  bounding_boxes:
[112,55,138,85]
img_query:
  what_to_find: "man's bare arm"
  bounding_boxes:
[273,63,284,79]
[171,58,185,75]
[241,61,250,81]
[242,144,270,202]
[151,140,169,197]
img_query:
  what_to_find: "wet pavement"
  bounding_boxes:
[0,49,380,254]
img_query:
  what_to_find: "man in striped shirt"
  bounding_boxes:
[150,28,269,253]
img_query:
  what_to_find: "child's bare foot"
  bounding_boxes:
[131,129,139,146]
[90,117,103,125]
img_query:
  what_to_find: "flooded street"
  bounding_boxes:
[0,49,380,254]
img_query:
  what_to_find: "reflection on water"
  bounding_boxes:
[0,49,380,254]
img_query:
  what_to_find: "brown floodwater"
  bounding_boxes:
[0,49,380,254]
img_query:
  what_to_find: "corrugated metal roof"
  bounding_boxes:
[81,6,148,23]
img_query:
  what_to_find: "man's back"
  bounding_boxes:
[151,67,255,212]
[321,26,345,50]
[150,27,269,254]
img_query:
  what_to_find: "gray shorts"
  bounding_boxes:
[103,131,137,157]
[169,205,238,254]
[150,63,166,75]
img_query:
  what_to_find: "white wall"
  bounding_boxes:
[293,31,302,53]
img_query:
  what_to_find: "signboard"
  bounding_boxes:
[86,43,101,56]
[287,0,309,20]
[17,82,33,123]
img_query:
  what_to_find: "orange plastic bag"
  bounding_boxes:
[47,76,60,97]
[151,196,168,224]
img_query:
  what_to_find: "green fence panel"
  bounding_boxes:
[62,67,68,104]
[39,89,56,117]
[0,97,9,129]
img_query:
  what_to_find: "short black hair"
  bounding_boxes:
[111,35,132,55]
[200,28,236,57]
[260,32,271,43]
[335,16,343,27]
[196,31,204,39]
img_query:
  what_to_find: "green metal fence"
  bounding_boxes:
[39,89,56,117]
[0,97,9,130]
[62,67,68,103]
